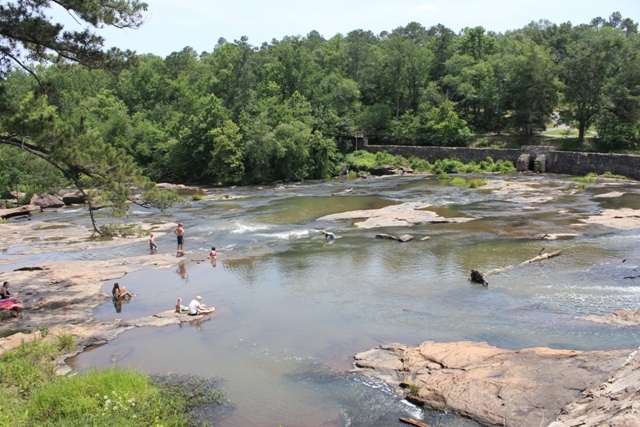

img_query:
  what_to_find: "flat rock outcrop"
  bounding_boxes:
[353,341,631,427]
[580,208,640,230]
[548,348,640,427]
[318,202,473,229]
[0,204,41,219]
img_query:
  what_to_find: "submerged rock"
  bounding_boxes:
[581,309,640,327]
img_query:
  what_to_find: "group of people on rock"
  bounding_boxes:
[148,222,217,260]
[111,282,215,317]
[111,222,218,317]
[175,296,215,315]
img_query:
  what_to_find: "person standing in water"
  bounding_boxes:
[174,223,184,256]
[148,234,158,251]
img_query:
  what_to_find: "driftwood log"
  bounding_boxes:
[399,418,431,427]
[332,188,353,196]
[470,250,563,286]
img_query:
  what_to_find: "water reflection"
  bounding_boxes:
[111,298,132,314]
[176,261,188,281]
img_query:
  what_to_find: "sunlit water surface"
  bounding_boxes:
[7,175,640,426]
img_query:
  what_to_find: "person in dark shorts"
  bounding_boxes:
[174,223,184,256]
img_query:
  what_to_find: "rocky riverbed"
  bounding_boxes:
[0,220,215,365]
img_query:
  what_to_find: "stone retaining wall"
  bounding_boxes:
[363,143,640,181]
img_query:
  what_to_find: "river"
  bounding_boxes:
[19,174,640,426]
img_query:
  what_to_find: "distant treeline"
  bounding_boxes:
[1,12,639,188]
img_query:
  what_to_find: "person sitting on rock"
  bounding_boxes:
[187,296,214,316]
[175,298,188,313]
[208,247,216,259]
[112,282,133,300]
[1,281,11,300]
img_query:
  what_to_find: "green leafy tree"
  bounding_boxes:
[0,1,181,234]
[418,100,471,146]
[559,25,628,142]
[209,120,245,184]
[595,36,640,151]
[508,41,560,134]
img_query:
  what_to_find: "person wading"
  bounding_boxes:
[174,223,185,257]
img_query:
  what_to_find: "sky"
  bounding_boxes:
[53,0,640,57]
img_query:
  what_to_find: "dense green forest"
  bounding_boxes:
[1,9,639,197]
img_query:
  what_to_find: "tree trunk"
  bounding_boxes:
[470,251,563,285]
[578,121,586,142]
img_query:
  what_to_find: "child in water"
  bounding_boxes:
[148,234,158,251]
[208,247,216,258]
[175,298,188,313]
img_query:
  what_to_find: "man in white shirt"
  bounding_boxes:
[187,296,214,316]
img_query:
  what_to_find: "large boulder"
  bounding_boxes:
[30,194,64,209]
[0,204,41,219]
[9,191,25,199]
[353,341,631,427]
[370,165,397,176]
[62,193,86,205]
[156,183,187,190]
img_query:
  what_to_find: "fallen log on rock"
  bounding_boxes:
[332,188,353,196]
[375,233,400,241]
[470,250,563,285]
[375,233,415,242]
[14,266,49,271]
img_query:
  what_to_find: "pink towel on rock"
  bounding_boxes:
[0,299,22,310]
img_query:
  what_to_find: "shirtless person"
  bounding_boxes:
[174,223,184,256]
[175,298,188,313]
[148,234,158,251]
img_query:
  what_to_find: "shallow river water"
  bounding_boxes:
[11,174,640,426]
